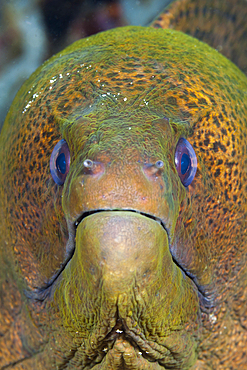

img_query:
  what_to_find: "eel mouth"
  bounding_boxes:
[71,209,215,310]
[32,209,169,301]
[53,209,200,369]
[69,208,170,278]
[74,208,169,234]
[31,209,201,368]
[33,208,214,310]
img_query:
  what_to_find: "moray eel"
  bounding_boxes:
[0,0,246,369]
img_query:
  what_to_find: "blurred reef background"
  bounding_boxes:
[0,0,170,128]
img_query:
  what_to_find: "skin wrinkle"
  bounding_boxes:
[0,0,247,368]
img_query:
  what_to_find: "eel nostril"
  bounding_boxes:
[155,160,164,169]
[143,160,164,177]
[83,159,105,175]
[83,159,94,168]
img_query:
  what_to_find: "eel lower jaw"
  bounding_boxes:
[68,207,171,270]
[69,208,215,311]
[31,208,214,313]
[29,209,201,369]
[29,209,169,301]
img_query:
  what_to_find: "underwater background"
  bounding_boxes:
[0,0,170,129]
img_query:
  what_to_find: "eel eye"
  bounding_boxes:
[50,139,70,185]
[175,138,197,187]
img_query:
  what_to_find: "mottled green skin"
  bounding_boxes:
[0,24,246,370]
[151,0,247,75]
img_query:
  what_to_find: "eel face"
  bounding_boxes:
[0,25,246,369]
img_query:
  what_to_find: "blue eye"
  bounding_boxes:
[181,153,191,175]
[175,138,197,187]
[50,139,70,185]
[56,153,66,174]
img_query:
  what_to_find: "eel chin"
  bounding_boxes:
[51,211,200,369]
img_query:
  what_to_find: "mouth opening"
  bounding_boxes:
[74,208,169,236]
[30,209,169,302]
[31,209,213,311]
